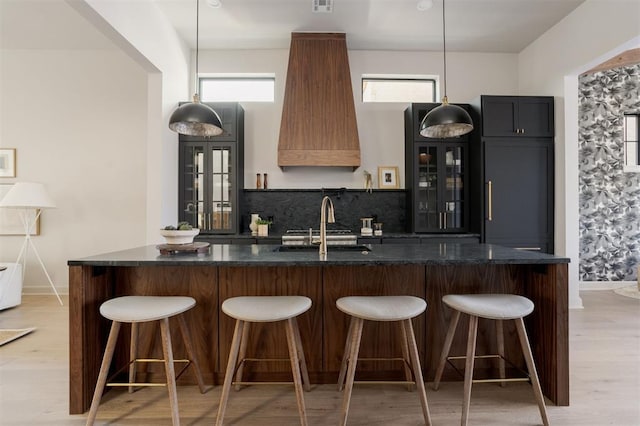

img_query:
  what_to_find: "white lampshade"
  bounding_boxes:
[0,182,56,209]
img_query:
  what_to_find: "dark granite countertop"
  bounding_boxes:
[68,243,569,267]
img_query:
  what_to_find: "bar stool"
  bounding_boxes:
[433,294,549,426]
[336,295,432,426]
[216,296,312,426]
[86,296,206,426]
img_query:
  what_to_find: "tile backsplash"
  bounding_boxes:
[241,189,406,235]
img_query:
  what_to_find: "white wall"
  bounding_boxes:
[0,49,148,294]
[518,0,640,308]
[198,49,518,189]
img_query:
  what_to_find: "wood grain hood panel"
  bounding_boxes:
[278,32,361,169]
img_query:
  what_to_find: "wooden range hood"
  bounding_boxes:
[278,32,360,170]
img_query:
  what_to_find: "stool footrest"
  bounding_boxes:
[445,354,531,383]
[106,358,194,388]
[352,380,417,386]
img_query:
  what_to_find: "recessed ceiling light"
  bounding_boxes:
[207,0,222,8]
[417,0,433,11]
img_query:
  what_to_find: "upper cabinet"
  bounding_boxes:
[480,96,554,138]
[404,103,471,233]
[178,102,244,234]
[470,95,555,254]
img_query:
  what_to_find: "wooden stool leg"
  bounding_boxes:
[496,319,506,387]
[340,317,364,426]
[399,321,414,392]
[234,321,250,391]
[159,318,180,426]
[337,317,356,391]
[461,315,478,426]
[129,322,138,393]
[433,310,461,390]
[216,319,245,426]
[291,317,311,392]
[404,319,432,426]
[86,321,121,426]
[515,318,550,426]
[285,318,309,426]
[177,314,207,394]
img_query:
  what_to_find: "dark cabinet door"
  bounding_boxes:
[179,141,238,233]
[413,142,467,233]
[483,139,553,252]
[178,103,244,234]
[481,96,553,138]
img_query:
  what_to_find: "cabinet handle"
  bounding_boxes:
[443,212,447,229]
[487,180,493,221]
[521,128,525,134]
[514,247,542,251]
[439,212,443,229]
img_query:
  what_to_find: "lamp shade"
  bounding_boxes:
[169,101,224,137]
[0,182,56,209]
[419,103,474,138]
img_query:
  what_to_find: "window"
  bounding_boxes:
[362,76,437,103]
[199,76,275,102]
[624,113,639,172]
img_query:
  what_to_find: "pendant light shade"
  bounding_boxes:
[419,97,473,138]
[169,95,224,137]
[420,0,473,138]
[169,0,224,137]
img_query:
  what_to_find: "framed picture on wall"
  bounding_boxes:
[0,149,16,178]
[378,166,399,189]
[0,184,40,235]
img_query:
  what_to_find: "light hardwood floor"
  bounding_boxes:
[0,291,638,425]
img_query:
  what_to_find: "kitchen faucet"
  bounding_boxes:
[319,196,335,260]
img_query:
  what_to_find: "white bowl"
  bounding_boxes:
[160,228,200,245]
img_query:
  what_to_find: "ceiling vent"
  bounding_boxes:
[278,33,360,170]
[312,0,333,13]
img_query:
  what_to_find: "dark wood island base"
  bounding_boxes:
[69,244,568,414]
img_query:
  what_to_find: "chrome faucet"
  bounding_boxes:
[319,196,335,260]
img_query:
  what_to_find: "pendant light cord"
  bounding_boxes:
[194,0,200,100]
[442,0,447,101]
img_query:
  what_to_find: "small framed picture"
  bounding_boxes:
[0,149,16,178]
[378,166,399,189]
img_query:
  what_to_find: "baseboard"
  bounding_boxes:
[579,280,637,291]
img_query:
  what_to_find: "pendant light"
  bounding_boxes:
[169,0,223,137]
[420,0,473,138]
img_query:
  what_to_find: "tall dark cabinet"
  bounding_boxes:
[470,95,554,253]
[405,103,470,233]
[178,102,244,234]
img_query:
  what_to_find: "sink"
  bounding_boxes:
[275,245,371,252]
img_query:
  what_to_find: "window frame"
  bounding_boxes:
[623,113,640,173]
[198,75,275,103]
[361,75,438,103]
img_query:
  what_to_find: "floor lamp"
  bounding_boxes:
[0,182,62,305]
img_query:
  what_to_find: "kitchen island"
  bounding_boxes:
[68,243,569,414]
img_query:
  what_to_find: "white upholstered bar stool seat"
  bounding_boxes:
[336,296,432,426]
[216,296,312,426]
[86,296,206,426]
[433,294,549,426]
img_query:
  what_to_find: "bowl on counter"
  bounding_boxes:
[160,228,200,245]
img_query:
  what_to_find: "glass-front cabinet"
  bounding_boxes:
[178,102,244,234]
[404,103,470,234]
[179,142,236,233]
[413,142,467,232]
